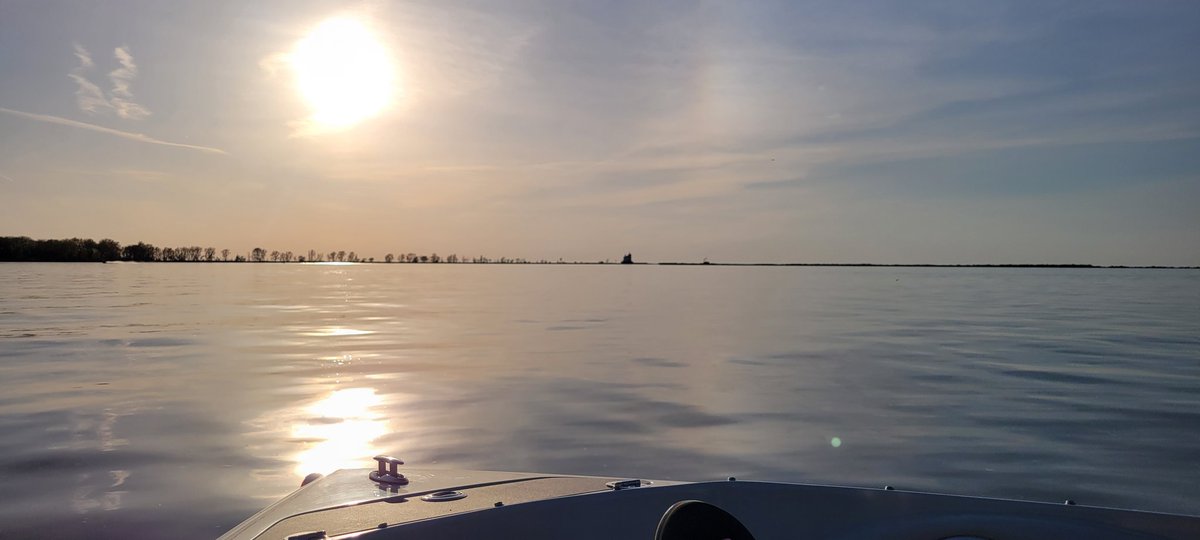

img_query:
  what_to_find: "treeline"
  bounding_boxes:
[0,236,537,264]
[0,236,123,262]
[247,248,530,264]
[0,236,227,262]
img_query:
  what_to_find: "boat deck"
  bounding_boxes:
[221,468,1200,540]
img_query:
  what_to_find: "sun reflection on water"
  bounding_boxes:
[306,327,374,337]
[291,387,386,477]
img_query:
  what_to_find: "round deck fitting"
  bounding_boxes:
[421,490,467,502]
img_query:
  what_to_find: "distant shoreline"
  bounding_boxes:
[2,236,1196,268]
[654,262,1200,269]
[1,260,1196,270]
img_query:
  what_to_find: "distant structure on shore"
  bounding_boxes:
[621,253,634,264]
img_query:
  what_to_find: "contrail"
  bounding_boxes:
[0,171,14,182]
[0,107,226,155]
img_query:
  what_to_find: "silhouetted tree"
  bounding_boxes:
[251,247,266,262]
[221,249,230,261]
[385,253,395,263]
[97,239,121,261]
[0,236,33,259]
[0,236,120,261]
[121,242,157,262]
[205,247,216,262]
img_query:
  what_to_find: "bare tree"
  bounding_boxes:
[385,253,395,263]
[251,247,266,262]
[204,247,216,262]
[221,249,230,261]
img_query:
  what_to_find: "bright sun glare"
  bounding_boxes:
[291,17,396,130]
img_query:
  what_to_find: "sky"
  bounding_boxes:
[1,0,1198,265]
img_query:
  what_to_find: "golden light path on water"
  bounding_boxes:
[306,327,374,337]
[290,387,387,477]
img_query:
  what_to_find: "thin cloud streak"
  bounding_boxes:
[0,171,15,183]
[0,108,226,154]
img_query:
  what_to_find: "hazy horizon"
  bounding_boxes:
[2,1,1198,266]
[3,235,1199,267]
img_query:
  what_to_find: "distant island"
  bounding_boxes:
[0,236,1195,269]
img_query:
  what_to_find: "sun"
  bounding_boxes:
[291,17,396,130]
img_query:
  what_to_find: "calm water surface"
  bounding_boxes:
[0,263,1197,537]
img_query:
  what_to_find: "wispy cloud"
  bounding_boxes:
[0,107,226,154]
[69,44,151,120]
[109,47,150,120]
[69,44,109,115]
[71,42,93,69]
[0,171,15,183]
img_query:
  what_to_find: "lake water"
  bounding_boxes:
[0,263,1197,537]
